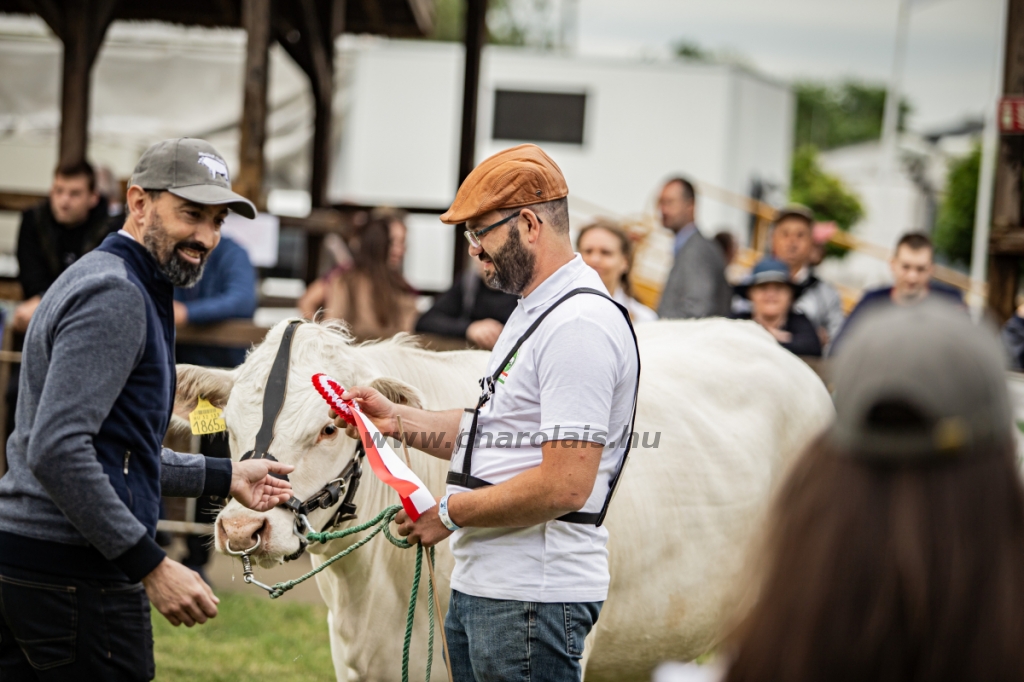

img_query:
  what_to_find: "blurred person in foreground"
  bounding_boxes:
[173,235,258,582]
[300,215,417,340]
[769,205,844,347]
[577,219,658,323]
[730,258,821,357]
[415,257,518,350]
[14,160,114,332]
[0,138,293,680]
[830,232,962,355]
[721,301,1024,682]
[656,177,731,319]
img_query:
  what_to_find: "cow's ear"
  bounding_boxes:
[174,365,236,424]
[369,376,424,410]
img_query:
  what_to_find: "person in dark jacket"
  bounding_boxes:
[0,139,293,681]
[656,177,732,319]
[415,260,519,350]
[14,160,114,332]
[1002,302,1024,371]
[174,235,258,368]
[829,232,963,356]
[731,258,822,357]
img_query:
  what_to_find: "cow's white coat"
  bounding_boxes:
[175,318,833,681]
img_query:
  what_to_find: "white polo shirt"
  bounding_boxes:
[447,254,638,603]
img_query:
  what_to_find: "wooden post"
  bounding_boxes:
[236,0,273,210]
[276,0,338,279]
[987,0,1024,322]
[59,14,92,167]
[30,0,119,167]
[453,0,488,280]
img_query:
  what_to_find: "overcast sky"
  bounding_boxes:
[574,0,1004,132]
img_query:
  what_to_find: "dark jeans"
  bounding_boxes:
[445,589,602,682]
[0,563,154,681]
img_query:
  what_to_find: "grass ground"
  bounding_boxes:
[152,591,336,681]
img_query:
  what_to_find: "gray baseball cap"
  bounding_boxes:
[130,138,256,219]
[829,301,1012,462]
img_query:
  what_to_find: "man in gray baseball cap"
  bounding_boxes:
[0,139,290,680]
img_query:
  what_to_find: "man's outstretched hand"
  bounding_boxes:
[230,459,294,511]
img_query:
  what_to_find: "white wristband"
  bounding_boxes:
[438,493,461,532]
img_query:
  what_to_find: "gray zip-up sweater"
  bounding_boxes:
[0,233,231,582]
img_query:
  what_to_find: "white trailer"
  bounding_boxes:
[331,39,794,289]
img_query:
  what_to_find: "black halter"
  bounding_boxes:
[239,320,366,560]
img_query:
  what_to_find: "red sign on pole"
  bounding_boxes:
[1000,97,1024,134]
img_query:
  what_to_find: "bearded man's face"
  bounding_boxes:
[141,193,224,288]
[478,219,536,296]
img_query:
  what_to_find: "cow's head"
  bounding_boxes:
[174,320,424,566]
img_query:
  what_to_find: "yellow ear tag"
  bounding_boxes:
[189,397,226,435]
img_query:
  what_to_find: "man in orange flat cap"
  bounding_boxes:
[335,144,640,680]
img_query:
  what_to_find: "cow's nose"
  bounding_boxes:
[219,515,269,553]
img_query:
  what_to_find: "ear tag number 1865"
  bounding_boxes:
[190,396,226,435]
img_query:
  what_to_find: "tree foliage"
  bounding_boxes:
[794,81,911,151]
[673,40,712,61]
[933,144,981,268]
[789,145,865,256]
[429,0,557,47]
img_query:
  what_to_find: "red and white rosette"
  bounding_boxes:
[313,373,356,425]
[312,373,436,521]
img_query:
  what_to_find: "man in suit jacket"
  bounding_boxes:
[656,177,731,319]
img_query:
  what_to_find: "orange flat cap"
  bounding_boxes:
[440,144,569,225]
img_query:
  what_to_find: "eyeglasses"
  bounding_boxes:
[463,212,543,248]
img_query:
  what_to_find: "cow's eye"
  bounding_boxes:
[318,423,338,442]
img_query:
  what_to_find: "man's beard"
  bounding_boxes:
[142,211,209,288]
[480,226,535,295]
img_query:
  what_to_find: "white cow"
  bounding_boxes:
[174,318,833,681]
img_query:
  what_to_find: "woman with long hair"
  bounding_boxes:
[305,216,417,340]
[576,220,657,323]
[723,302,1024,682]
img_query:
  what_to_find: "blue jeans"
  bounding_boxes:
[445,589,602,682]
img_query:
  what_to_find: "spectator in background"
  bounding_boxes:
[174,235,258,367]
[577,220,657,323]
[172,235,257,581]
[770,206,844,348]
[303,216,417,340]
[95,164,125,218]
[730,258,821,357]
[830,232,962,355]
[415,258,519,350]
[713,230,737,266]
[723,303,1024,682]
[385,210,408,271]
[656,177,731,319]
[714,229,746,286]
[14,161,114,332]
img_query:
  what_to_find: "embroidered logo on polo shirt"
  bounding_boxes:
[497,350,518,384]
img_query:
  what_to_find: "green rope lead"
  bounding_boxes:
[267,505,435,682]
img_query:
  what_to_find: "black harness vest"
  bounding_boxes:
[446,287,641,527]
